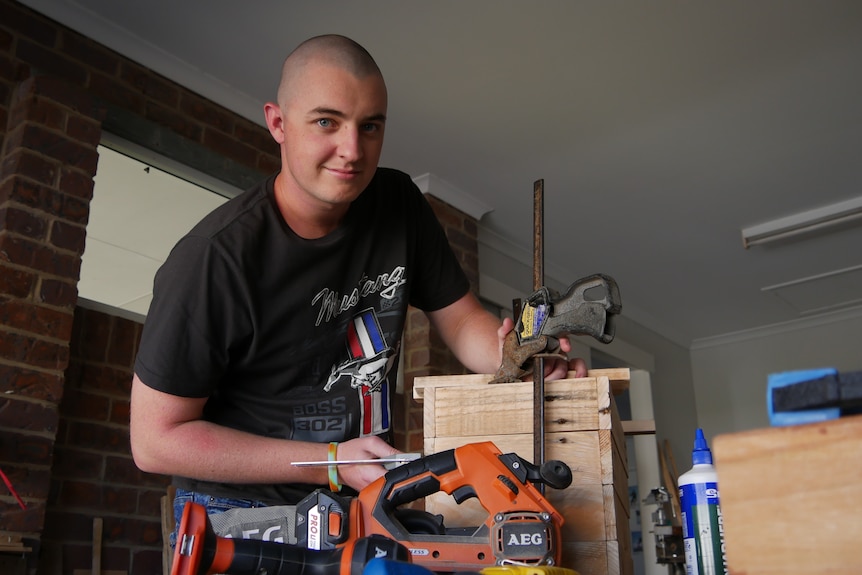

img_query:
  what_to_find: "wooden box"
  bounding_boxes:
[413,368,633,575]
[713,414,862,575]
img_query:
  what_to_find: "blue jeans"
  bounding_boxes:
[170,488,270,548]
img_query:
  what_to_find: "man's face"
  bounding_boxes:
[276,64,387,210]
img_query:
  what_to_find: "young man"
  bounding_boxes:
[130,34,584,538]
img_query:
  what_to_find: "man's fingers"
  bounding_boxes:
[569,357,588,378]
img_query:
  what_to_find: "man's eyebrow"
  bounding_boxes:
[309,107,386,123]
[310,107,346,118]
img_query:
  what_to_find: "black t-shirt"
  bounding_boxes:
[134,168,470,503]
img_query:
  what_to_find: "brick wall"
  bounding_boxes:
[46,307,163,573]
[0,1,479,573]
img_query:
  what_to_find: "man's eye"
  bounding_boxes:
[362,123,380,133]
[317,118,332,128]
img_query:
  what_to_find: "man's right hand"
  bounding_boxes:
[333,436,401,491]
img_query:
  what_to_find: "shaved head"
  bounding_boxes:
[277,35,384,106]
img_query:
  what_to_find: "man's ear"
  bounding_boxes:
[263,102,286,144]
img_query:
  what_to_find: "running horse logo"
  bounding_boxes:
[325,308,397,436]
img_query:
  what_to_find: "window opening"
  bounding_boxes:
[79,136,240,320]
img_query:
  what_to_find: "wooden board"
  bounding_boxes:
[713,414,862,575]
[413,368,631,401]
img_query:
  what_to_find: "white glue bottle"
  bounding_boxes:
[678,428,727,575]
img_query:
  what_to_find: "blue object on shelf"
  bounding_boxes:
[768,368,842,426]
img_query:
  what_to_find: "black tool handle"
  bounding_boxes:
[219,534,408,575]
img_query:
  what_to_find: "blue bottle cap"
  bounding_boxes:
[692,428,713,465]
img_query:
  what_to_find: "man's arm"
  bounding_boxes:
[129,374,397,491]
[424,292,505,374]
[426,292,587,378]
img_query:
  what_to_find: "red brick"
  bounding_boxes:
[60,31,119,76]
[68,421,129,455]
[61,193,90,224]
[15,75,103,121]
[66,114,102,148]
[105,455,168,489]
[50,446,102,480]
[0,296,75,339]
[145,100,202,142]
[0,1,57,48]
[103,514,161,546]
[0,396,59,432]
[49,219,86,254]
[32,240,81,280]
[6,90,65,129]
[0,177,89,227]
[59,388,109,422]
[99,546,132,575]
[0,363,63,402]
[109,398,129,425]
[1,148,59,186]
[203,126,258,168]
[445,226,475,254]
[0,204,48,239]
[0,264,34,297]
[40,510,91,541]
[58,166,95,201]
[0,178,53,212]
[0,330,68,370]
[87,71,145,114]
[0,500,45,532]
[39,277,78,307]
[77,307,110,361]
[119,61,180,108]
[103,485,137,514]
[106,316,141,368]
[14,124,99,175]
[180,92,234,134]
[54,542,91,570]
[58,479,100,507]
[132,548,166,575]
[15,39,87,86]
[0,465,51,504]
[137,488,164,518]
[0,232,36,267]
[0,430,54,465]
[234,118,275,153]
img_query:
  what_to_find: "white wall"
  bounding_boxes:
[691,309,862,440]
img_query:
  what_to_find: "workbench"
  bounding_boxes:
[712,414,862,574]
[414,368,633,575]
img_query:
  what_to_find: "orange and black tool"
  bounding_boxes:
[172,442,572,575]
[171,500,409,575]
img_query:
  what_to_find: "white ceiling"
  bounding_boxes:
[22,0,862,348]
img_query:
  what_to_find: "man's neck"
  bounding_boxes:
[273,174,348,239]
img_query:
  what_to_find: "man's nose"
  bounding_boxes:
[337,126,362,161]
